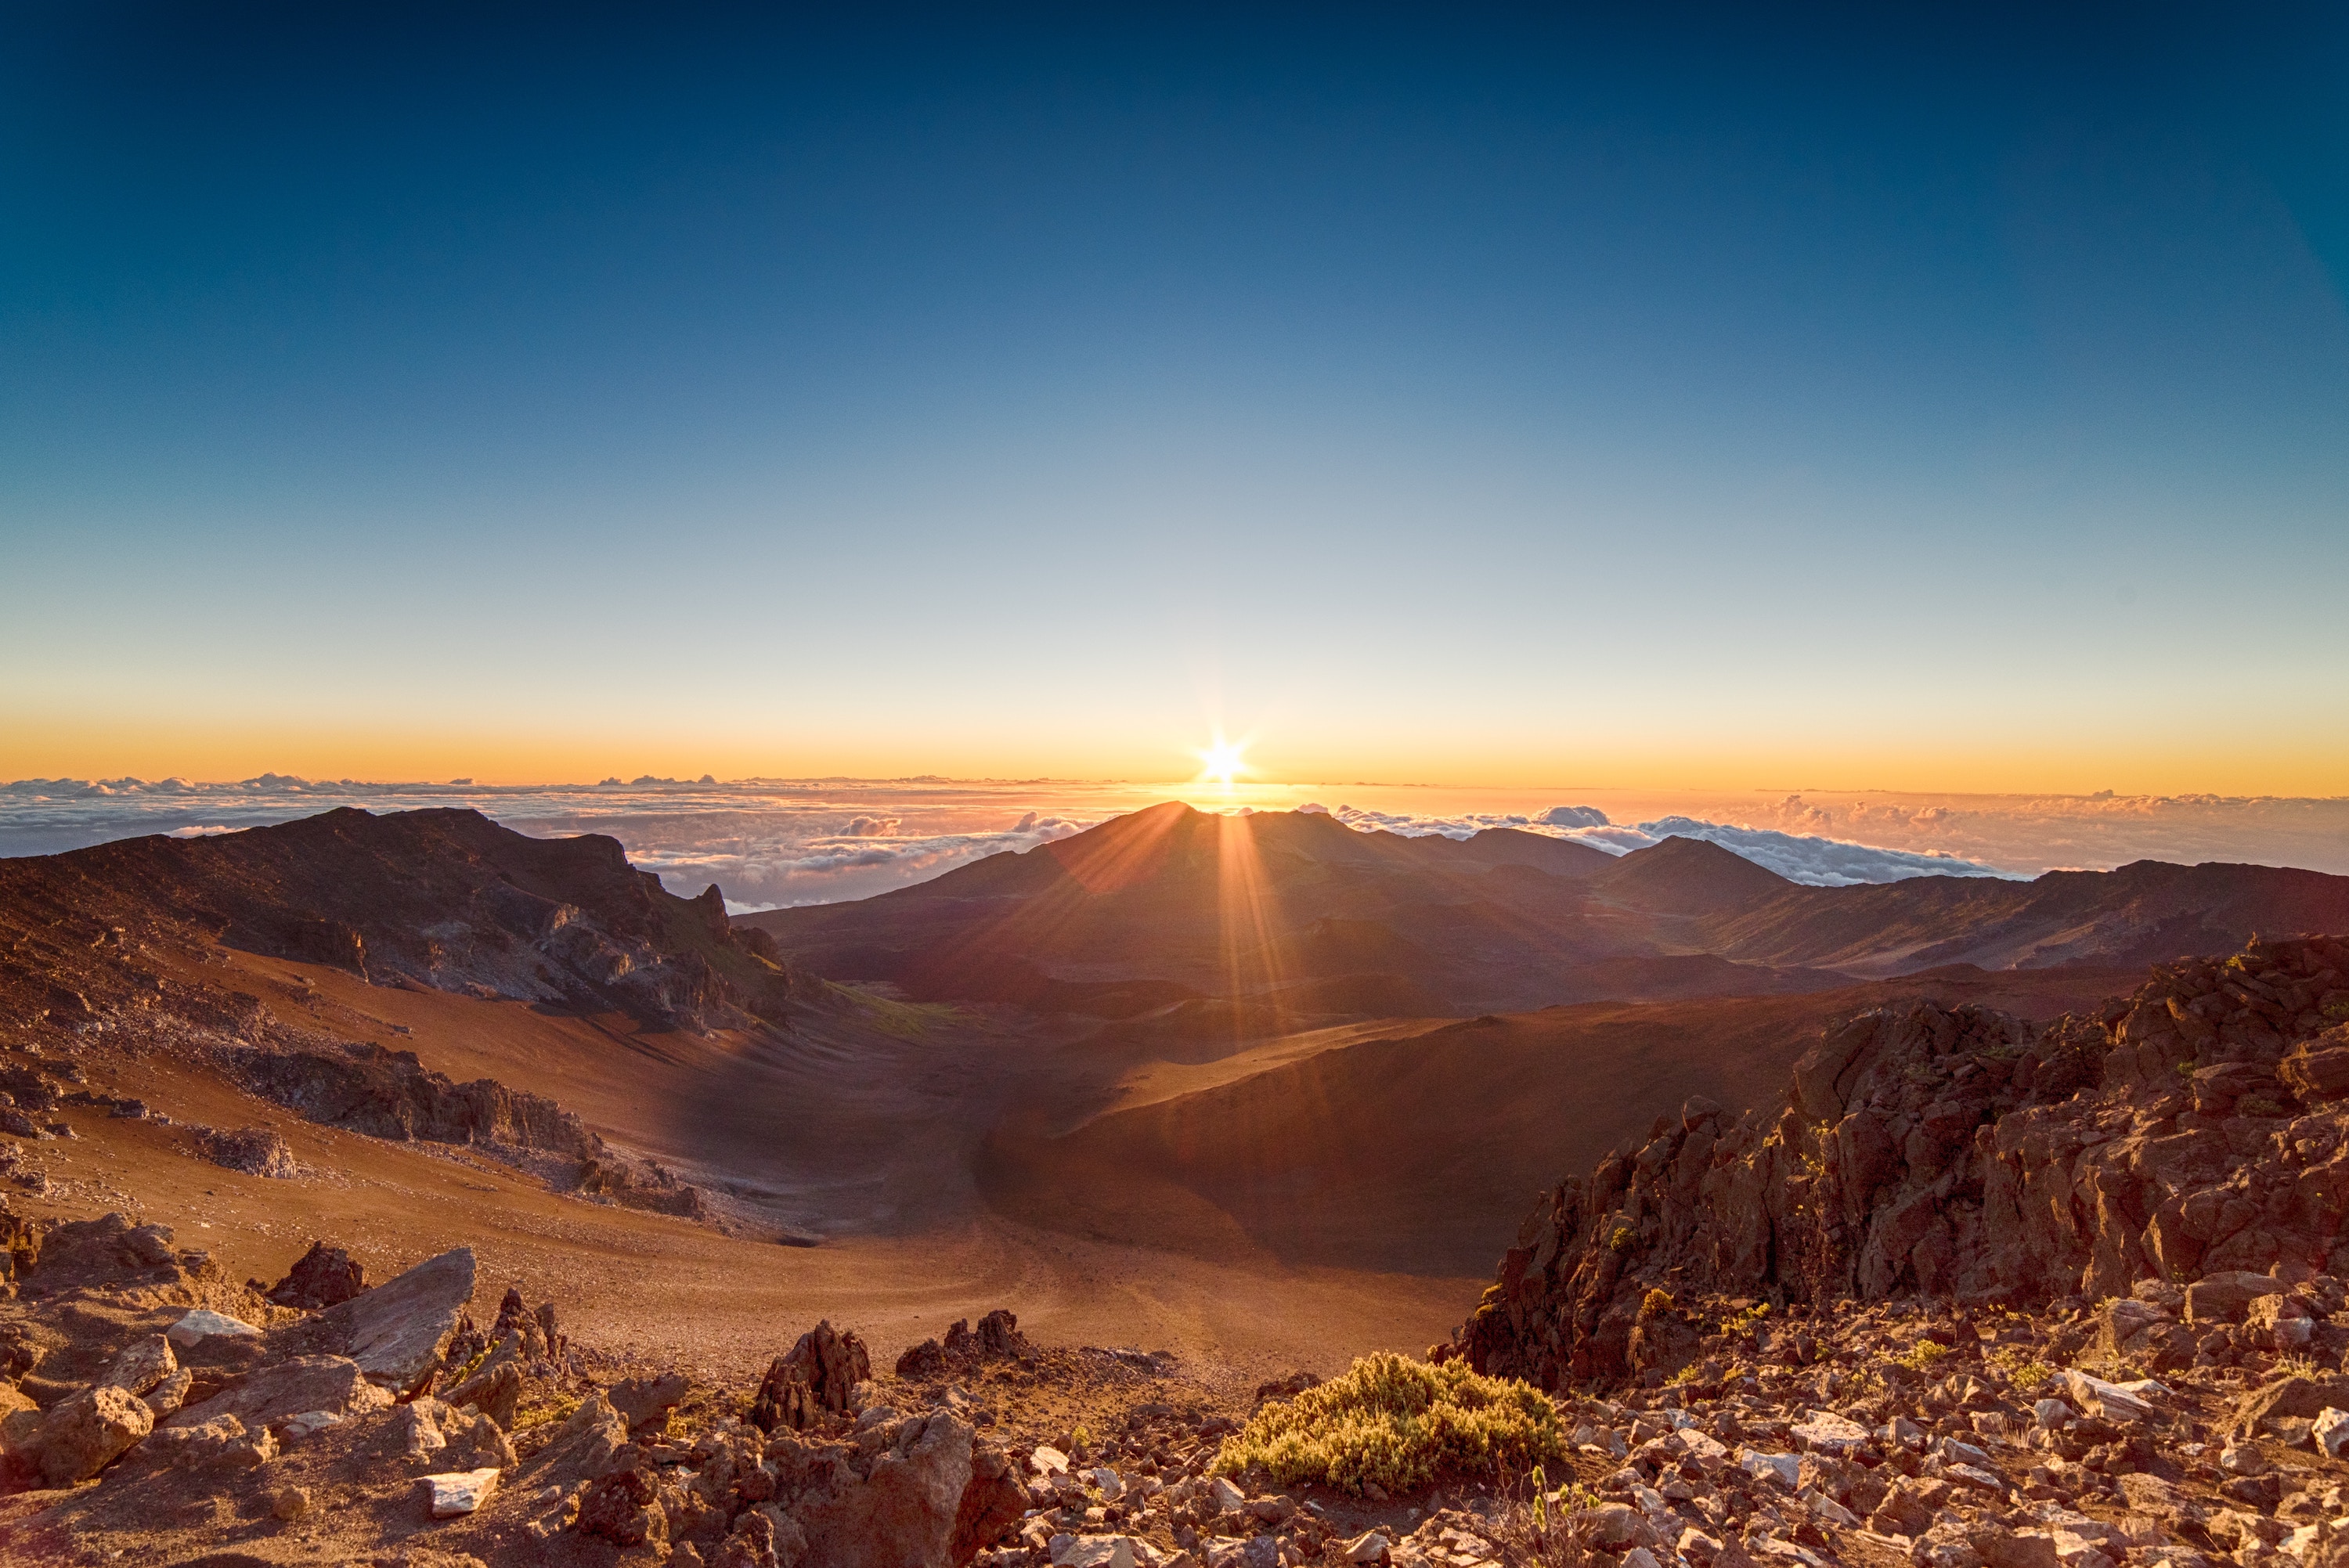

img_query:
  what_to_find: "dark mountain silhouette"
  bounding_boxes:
[742,803,1841,1017]
[745,803,2349,1020]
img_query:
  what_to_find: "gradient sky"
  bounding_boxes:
[5,4,2347,793]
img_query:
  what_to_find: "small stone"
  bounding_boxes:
[279,1409,345,1442]
[1740,1450,1800,1488]
[2313,1408,2349,1458]
[166,1308,262,1348]
[1209,1475,1245,1512]
[97,1334,176,1396]
[1030,1443,1070,1476]
[424,1466,502,1517]
[1343,1530,1391,1564]
[1053,1536,1135,1568]
[1790,1410,1868,1454]
[272,1485,311,1521]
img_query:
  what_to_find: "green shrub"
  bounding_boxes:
[1213,1353,1565,1495]
[1894,1339,1950,1373]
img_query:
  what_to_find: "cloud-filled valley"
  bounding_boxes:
[4,775,2345,909]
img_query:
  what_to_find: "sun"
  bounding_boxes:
[1196,735,1250,787]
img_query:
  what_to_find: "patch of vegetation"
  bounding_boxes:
[1894,1339,1951,1374]
[1640,1287,1673,1317]
[512,1393,581,1431]
[2323,1000,2349,1024]
[1213,1353,1565,1495]
[1986,1346,2050,1389]
[1607,1225,1637,1253]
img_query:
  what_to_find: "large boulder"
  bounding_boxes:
[305,1246,474,1394]
[780,1410,979,1568]
[165,1354,392,1435]
[12,1384,153,1486]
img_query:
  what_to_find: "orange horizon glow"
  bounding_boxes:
[4,708,2349,800]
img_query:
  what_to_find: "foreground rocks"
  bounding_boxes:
[1445,936,2349,1390]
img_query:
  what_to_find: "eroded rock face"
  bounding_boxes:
[772,1410,976,1568]
[13,1384,153,1486]
[163,1354,392,1434]
[305,1247,475,1395]
[265,1240,366,1310]
[752,1320,871,1434]
[1445,935,2349,1388]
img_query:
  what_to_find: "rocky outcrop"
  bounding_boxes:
[275,1246,476,1397]
[896,1309,1033,1380]
[752,1320,871,1434]
[225,1041,709,1220]
[229,1042,597,1153]
[265,1240,366,1310]
[191,1123,303,1177]
[1443,935,2349,1390]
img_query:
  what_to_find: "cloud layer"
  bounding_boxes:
[4,776,2344,906]
[1323,805,2012,885]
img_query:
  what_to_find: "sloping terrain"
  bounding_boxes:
[1701,858,2349,975]
[979,964,2141,1277]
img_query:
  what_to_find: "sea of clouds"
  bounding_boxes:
[1315,804,2013,885]
[2,775,2342,909]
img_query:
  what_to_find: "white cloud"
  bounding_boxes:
[1556,816,2012,886]
[1321,803,2008,885]
[6,775,2344,903]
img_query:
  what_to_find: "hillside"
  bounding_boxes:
[979,963,2139,1276]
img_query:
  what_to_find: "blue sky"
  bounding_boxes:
[5,4,2346,791]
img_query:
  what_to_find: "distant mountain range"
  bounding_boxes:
[743,801,2349,1018]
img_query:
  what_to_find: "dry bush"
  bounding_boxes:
[1213,1352,1564,1495]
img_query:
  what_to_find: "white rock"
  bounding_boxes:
[1790,1409,1869,1454]
[1622,1550,1661,1568]
[2033,1399,2075,1429]
[278,1409,344,1441]
[1209,1475,1245,1512]
[2313,1408,2349,1459]
[1344,1530,1391,1563]
[1053,1537,1136,1568]
[424,1466,502,1517]
[166,1309,261,1349]
[1030,1444,1070,1476]
[1676,1427,1730,1467]
[1739,1450,1800,1488]
[1089,1465,1124,1501]
[1809,1491,1862,1529]
[2064,1369,2155,1423]
[1947,1462,2008,1492]
[1937,1436,1995,1469]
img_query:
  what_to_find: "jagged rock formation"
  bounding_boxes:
[1445,935,2349,1390]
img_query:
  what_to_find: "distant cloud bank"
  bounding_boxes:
[4,775,2343,907]
[1322,805,2011,885]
